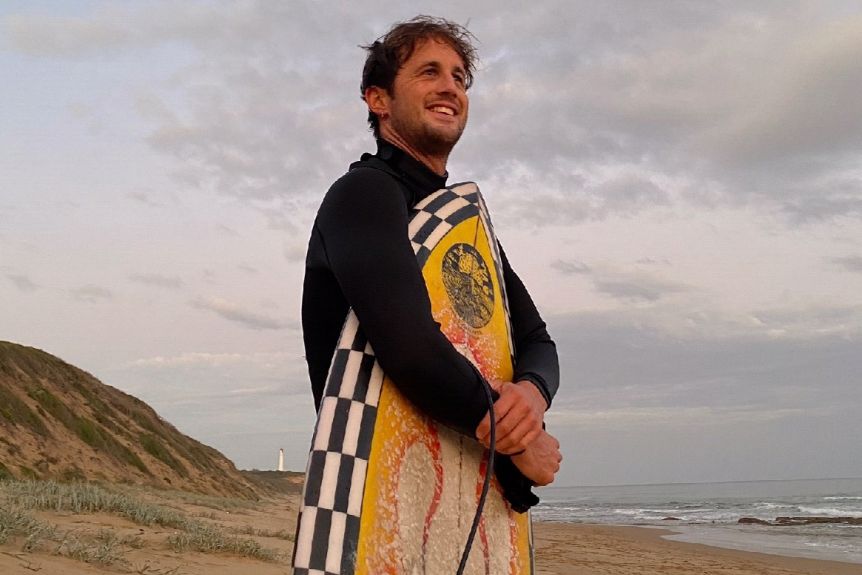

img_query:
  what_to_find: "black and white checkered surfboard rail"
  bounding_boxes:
[292,182,514,575]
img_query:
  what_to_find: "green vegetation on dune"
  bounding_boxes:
[0,479,285,566]
[23,385,151,475]
[0,461,13,480]
[167,522,280,560]
[0,504,51,546]
[0,384,50,437]
[0,342,82,385]
[140,433,188,477]
[2,479,187,528]
[0,340,259,497]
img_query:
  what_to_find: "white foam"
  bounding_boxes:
[797,506,862,517]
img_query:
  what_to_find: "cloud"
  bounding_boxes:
[215,224,239,237]
[70,285,113,303]
[703,16,862,169]
[129,351,285,368]
[190,296,295,330]
[486,171,673,226]
[636,258,671,266]
[545,308,862,420]
[780,185,862,224]
[551,260,689,302]
[593,275,687,303]
[126,351,302,395]
[456,3,862,223]
[129,273,183,289]
[751,305,862,338]
[833,255,862,273]
[12,1,861,226]
[546,405,815,429]
[7,274,39,292]
[284,243,307,262]
[550,260,590,275]
[2,3,234,57]
[126,191,162,207]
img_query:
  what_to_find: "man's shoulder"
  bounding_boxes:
[344,153,401,185]
[323,157,407,207]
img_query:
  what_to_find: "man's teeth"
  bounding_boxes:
[431,106,454,116]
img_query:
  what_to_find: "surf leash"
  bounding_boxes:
[456,203,505,573]
[456,374,496,575]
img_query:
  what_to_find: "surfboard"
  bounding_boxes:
[293,182,533,575]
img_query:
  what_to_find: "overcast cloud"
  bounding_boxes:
[7,274,39,292]
[190,296,295,331]
[2,1,860,485]
[129,273,184,289]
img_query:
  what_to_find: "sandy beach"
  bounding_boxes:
[3,481,862,575]
[533,522,862,575]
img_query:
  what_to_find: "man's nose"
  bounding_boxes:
[436,73,460,94]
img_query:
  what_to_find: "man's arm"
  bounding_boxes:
[476,245,560,454]
[502,245,559,404]
[315,167,498,436]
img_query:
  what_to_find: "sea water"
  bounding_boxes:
[534,477,862,564]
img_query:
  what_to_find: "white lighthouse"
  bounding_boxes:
[277,448,285,472]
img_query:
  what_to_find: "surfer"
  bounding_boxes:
[302,16,562,509]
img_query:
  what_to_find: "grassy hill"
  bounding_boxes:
[0,341,263,498]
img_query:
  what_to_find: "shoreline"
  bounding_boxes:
[533,522,862,575]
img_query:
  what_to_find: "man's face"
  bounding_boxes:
[381,38,469,157]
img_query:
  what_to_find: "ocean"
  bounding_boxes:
[534,477,862,565]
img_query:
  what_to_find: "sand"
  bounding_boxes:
[2,488,861,574]
[533,522,862,575]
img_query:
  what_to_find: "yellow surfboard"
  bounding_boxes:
[294,183,533,574]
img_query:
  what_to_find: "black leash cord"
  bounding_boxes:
[456,377,496,575]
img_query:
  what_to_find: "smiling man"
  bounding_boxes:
[302,16,561,515]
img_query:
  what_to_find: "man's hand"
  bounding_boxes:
[476,380,547,455]
[511,431,562,486]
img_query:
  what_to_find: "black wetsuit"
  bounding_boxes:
[302,139,559,511]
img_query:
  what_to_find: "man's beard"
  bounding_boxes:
[390,113,465,158]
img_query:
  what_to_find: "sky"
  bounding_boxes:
[2,1,861,488]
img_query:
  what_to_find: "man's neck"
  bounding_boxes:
[378,130,449,176]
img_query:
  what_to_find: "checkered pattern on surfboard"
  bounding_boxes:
[293,182,513,574]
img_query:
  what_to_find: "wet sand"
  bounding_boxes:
[533,522,862,575]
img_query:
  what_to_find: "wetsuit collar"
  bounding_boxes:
[372,138,448,193]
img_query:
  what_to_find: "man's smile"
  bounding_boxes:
[428,104,457,117]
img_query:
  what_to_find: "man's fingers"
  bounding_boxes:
[489,379,505,393]
[491,403,540,453]
[477,393,518,441]
[490,409,517,442]
[495,420,542,454]
[476,383,547,451]
[475,412,492,442]
[496,417,534,449]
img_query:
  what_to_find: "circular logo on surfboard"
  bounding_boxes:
[441,243,494,329]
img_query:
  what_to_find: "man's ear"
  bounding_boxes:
[364,86,390,120]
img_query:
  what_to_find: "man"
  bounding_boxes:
[302,16,561,510]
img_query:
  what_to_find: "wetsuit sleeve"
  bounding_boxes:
[491,245,559,512]
[315,167,497,436]
[500,245,560,406]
